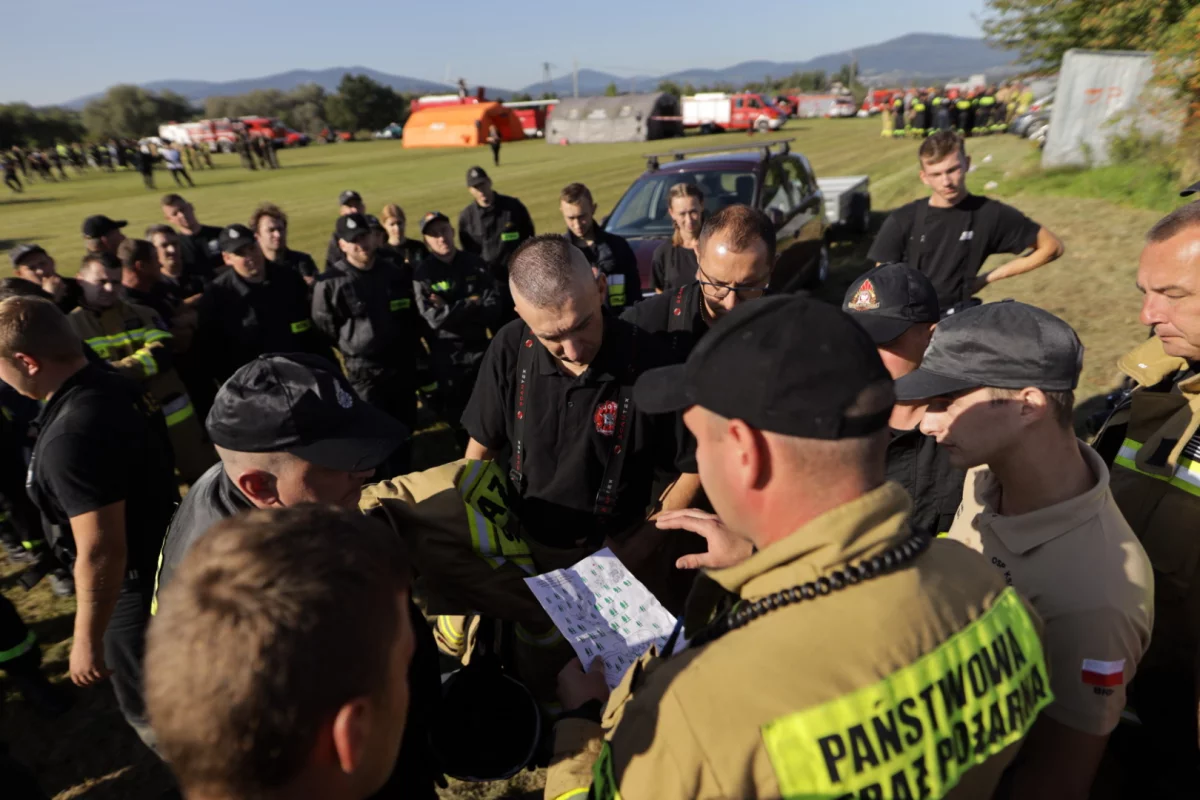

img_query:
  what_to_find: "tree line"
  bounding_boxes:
[0,73,414,149]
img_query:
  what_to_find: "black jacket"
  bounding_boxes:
[457,193,535,281]
[413,251,503,369]
[311,257,423,369]
[885,426,964,537]
[266,248,320,283]
[195,263,326,386]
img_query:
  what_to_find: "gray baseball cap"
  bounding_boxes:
[894,300,1083,401]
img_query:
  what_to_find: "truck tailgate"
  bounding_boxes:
[817,175,870,225]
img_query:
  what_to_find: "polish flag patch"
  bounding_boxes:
[1081,658,1125,687]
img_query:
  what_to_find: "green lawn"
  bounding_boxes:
[0,117,1188,799]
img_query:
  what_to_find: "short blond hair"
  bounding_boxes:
[0,296,82,362]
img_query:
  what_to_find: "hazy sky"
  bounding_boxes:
[2,0,987,105]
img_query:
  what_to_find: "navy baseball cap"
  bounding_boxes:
[338,189,363,206]
[843,263,939,345]
[336,213,372,242]
[635,295,894,439]
[894,300,1083,401]
[218,224,256,253]
[8,243,46,266]
[419,211,450,234]
[466,166,490,187]
[207,353,408,472]
[82,215,126,238]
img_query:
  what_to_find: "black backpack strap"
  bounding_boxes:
[593,326,639,517]
[509,326,536,492]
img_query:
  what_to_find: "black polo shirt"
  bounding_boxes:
[195,263,326,385]
[650,241,698,294]
[27,363,179,578]
[267,248,319,283]
[568,227,642,309]
[177,224,222,287]
[866,194,1040,308]
[462,315,678,547]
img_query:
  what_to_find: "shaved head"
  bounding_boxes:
[508,235,596,309]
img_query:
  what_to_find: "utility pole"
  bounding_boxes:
[543,62,553,97]
[573,58,579,98]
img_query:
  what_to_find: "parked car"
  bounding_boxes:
[374,123,404,140]
[282,128,310,147]
[1009,91,1055,137]
[603,138,870,293]
[319,128,354,143]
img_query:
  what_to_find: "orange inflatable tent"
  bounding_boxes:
[402,102,525,148]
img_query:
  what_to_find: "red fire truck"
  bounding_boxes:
[681,93,785,133]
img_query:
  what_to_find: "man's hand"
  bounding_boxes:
[656,509,753,570]
[69,636,111,686]
[557,657,610,711]
[42,274,66,302]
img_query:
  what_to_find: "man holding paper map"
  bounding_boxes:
[545,295,1051,800]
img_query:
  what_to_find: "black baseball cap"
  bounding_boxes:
[218,224,256,253]
[843,263,939,344]
[82,215,127,238]
[894,300,1083,401]
[635,295,893,439]
[419,211,450,234]
[1183,180,1200,198]
[338,189,362,206]
[206,353,408,472]
[466,166,490,187]
[8,243,46,266]
[336,213,372,242]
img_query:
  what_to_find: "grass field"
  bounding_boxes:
[0,117,1190,799]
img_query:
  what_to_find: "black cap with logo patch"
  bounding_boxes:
[338,189,362,206]
[336,213,372,242]
[466,166,490,187]
[206,353,408,472]
[894,300,1083,401]
[82,215,127,238]
[634,295,894,439]
[218,224,256,253]
[843,263,940,345]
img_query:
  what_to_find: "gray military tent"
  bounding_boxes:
[546,93,683,144]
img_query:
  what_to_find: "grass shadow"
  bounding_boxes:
[0,196,58,207]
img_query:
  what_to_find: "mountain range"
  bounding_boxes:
[61,33,1017,109]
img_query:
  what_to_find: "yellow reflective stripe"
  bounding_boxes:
[151,534,167,617]
[142,329,171,345]
[164,402,195,428]
[552,790,590,800]
[21,540,38,550]
[1114,438,1200,497]
[607,282,627,306]
[290,320,312,334]
[419,381,439,392]
[390,298,412,311]
[761,587,1051,799]
[500,231,521,242]
[592,742,623,800]
[0,631,36,664]
[437,616,466,646]
[516,623,563,648]
[456,460,534,572]
[133,349,159,377]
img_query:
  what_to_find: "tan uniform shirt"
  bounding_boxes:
[546,482,1052,799]
[946,442,1154,735]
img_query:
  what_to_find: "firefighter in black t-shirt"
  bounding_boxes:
[2,296,179,745]
[161,193,223,288]
[311,213,423,470]
[650,183,704,294]
[251,203,320,286]
[414,212,504,430]
[867,131,1063,310]
[560,182,642,310]
[194,225,327,388]
[457,166,535,291]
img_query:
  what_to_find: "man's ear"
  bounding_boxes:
[12,352,38,377]
[594,269,607,299]
[234,469,282,508]
[330,697,371,775]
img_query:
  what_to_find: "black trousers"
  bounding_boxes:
[490,142,500,166]
[169,168,193,187]
[103,580,155,747]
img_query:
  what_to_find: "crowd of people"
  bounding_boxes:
[1,128,1198,800]
[2,135,275,195]
[880,81,1037,139]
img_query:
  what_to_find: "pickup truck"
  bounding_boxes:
[603,138,870,292]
